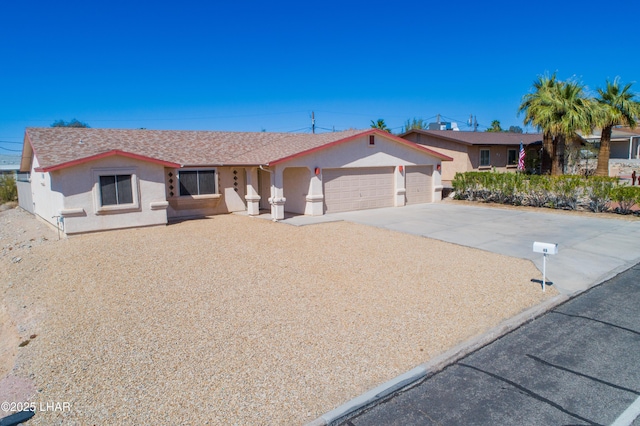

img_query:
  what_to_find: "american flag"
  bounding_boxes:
[518,141,525,171]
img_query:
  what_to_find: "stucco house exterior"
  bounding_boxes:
[0,154,20,178]
[399,129,543,186]
[579,127,640,160]
[19,127,451,235]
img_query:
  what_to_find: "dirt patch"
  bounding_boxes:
[1,207,556,424]
[0,304,20,378]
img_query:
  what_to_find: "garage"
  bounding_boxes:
[405,165,433,204]
[323,167,395,213]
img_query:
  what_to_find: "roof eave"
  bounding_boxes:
[35,150,181,173]
[20,131,34,172]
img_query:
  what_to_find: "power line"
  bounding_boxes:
[0,146,22,152]
[0,111,311,124]
[0,140,22,144]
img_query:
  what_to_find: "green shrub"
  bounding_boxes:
[550,175,583,210]
[611,186,640,215]
[586,177,616,213]
[450,171,625,213]
[524,175,553,207]
[0,174,17,203]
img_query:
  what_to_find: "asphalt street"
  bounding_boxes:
[338,263,640,426]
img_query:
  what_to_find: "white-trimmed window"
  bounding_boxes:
[507,149,518,166]
[480,149,491,167]
[178,169,216,196]
[93,168,140,213]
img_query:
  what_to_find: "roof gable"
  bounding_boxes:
[268,129,453,165]
[34,150,181,172]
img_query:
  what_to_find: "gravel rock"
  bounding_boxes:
[0,207,556,424]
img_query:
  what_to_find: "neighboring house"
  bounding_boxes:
[399,130,543,186]
[578,127,640,160]
[19,127,451,235]
[0,154,20,178]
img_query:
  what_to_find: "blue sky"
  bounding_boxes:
[1,0,638,155]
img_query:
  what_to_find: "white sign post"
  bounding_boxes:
[533,242,558,292]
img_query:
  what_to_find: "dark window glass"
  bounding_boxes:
[179,171,198,196]
[116,175,133,204]
[198,170,216,194]
[100,174,133,205]
[480,150,490,167]
[100,176,117,205]
[507,150,517,165]
[179,170,215,195]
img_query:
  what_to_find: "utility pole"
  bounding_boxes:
[473,116,478,132]
[311,111,315,134]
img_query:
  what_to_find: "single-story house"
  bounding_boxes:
[0,154,20,178]
[578,127,640,160]
[399,130,543,186]
[19,127,451,235]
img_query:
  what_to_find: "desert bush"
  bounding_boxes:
[451,171,627,214]
[523,175,552,207]
[0,174,17,203]
[586,177,616,213]
[611,186,640,215]
[550,175,583,210]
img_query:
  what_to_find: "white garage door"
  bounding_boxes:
[405,165,432,205]
[323,167,395,213]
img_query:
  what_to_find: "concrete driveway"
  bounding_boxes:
[281,202,640,295]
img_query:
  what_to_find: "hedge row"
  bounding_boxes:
[451,172,640,214]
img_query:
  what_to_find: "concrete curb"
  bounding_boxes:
[306,293,570,426]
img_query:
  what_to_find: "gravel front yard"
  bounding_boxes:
[0,207,556,424]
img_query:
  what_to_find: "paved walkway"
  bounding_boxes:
[279,203,640,295]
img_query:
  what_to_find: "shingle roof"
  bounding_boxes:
[23,127,365,171]
[23,127,450,172]
[580,127,640,140]
[400,129,542,146]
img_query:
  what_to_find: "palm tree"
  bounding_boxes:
[485,120,503,132]
[593,78,640,177]
[550,79,594,174]
[519,73,560,174]
[370,119,391,133]
[519,74,593,175]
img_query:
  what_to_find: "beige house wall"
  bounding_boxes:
[270,133,445,219]
[30,156,64,230]
[403,133,468,183]
[165,166,247,220]
[283,167,311,214]
[467,145,520,172]
[403,133,524,183]
[53,156,169,234]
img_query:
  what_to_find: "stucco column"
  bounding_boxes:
[269,166,286,220]
[305,170,324,215]
[245,167,261,216]
[395,165,406,207]
[433,163,444,201]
